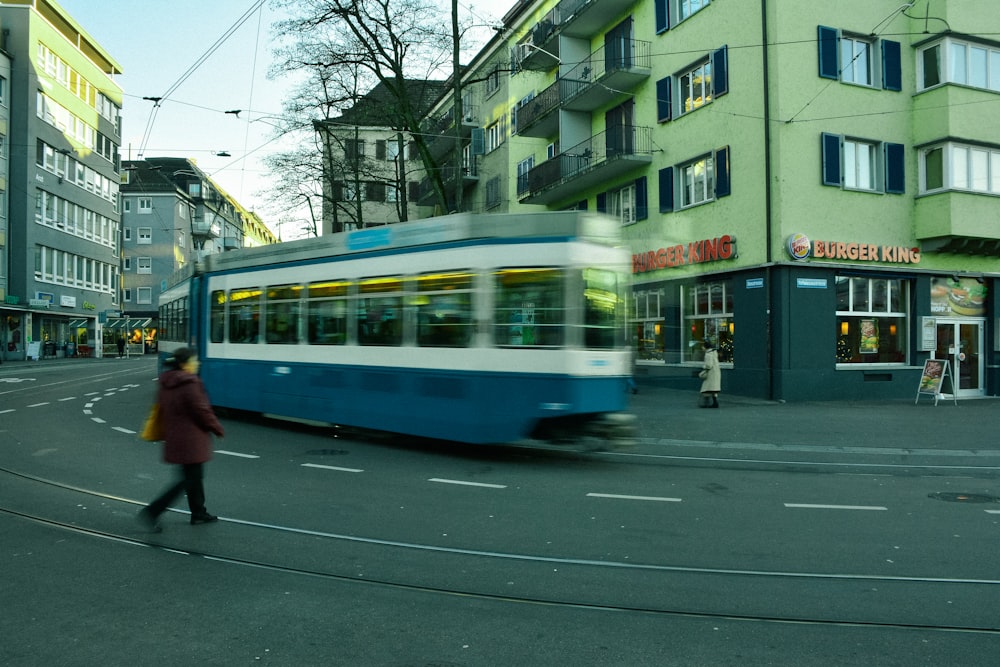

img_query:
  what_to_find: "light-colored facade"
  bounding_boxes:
[0,0,123,360]
[412,0,1000,401]
[120,158,277,353]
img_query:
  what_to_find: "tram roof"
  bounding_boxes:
[198,211,622,276]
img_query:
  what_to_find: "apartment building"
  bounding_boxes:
[120,158,277,353]
[408,0,1000,401]
[0,0,123,361]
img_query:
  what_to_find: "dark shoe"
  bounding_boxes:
[137,508,162,533]
[190,514,218,525]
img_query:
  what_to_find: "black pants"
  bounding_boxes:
[146,463,207,518]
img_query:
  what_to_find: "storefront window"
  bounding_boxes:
[631,288,664,361]
[836,277,908,364]
[685,281,733,363]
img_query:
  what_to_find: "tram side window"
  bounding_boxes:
[494,268,565,347]
[308,280,350,345]
[229,288,262,343]
[356,276,403,346]
[265,284,302,344]
[210,290,226,343]
[582,268,624,349]
[416,271,474,348]
[177,297,189,343]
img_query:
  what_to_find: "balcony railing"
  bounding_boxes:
[416,163,480,206]
[422,105,479,160]
[560,39,650,110]
[521,125,653,205]
[515,82,561,137]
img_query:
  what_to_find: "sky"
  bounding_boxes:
[55,0,504,239]
[55,0,310,238]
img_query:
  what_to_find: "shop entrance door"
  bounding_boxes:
[932,319,985,398]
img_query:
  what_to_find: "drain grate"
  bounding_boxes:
[928,492,1000,504]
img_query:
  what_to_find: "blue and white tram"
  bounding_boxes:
[159,211,634,444]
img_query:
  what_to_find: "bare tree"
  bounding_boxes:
[270,0,462,218]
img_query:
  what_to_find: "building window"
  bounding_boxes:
[659,147,730,212]
[486,118,506,153]
[655,0,710,32]
[137,257,152,274]
[609,183,636,225]
[918,38,1000,92]
[138,197,152,213]
[485,176,501,209]
[821,133,904,194]
[344,139,365,162]
[818,26,901,91]
[122,199,131,213]
[684,281,733,364]
[137,287,152,305]
[485,65,501,97]
[632,289,664,361]
[656,46,727,123]
[124,256,132,271]
[137,227,152,244]
[920,142,1000,195]
[836,277,908,365]
[123,227,132,241]
[516,157,533,197]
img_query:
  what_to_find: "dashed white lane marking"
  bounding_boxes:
[785,503,887,511]
[986,509,1000,514]
[113,427,135,434]
[302,463,364,473]
[91,417,106,424]
[59,396,77,402]
[28,402,50,408]
[216,450,260,459]
[428,478,507,489]
[587,493,683,503]
[0,409,14,415]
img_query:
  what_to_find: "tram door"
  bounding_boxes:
[932,319,984,397]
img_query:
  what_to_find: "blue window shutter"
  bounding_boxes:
[715,146,731,198]
[656,77,672,122]
[818,26,839,80]
[655,0,669,33]
[635,176,648,220]
[881,40,902,91]
[712,46,729,97]
[884,142,905,194]
[596,192,607,213]
[658,167,674,213]
[821,133,842,186]
[471,128,485,155]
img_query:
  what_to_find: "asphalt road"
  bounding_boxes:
[1,357,998,666]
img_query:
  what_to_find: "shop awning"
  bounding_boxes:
[104,318,152,330]
[67,319,89,327]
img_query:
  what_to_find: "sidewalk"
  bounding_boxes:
[628,383,1000,466]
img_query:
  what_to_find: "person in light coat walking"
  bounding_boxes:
[699,340,721,408]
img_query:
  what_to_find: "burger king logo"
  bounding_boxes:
[787,233,811,260]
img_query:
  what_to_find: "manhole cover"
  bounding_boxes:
[928,492,999,504]
[306,449,349,456]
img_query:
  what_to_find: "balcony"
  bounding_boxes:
[561,40,650,111]
[915,191,1000,255]
[422,104,479,160]
[517,8,559,71]
[557,0,624,39]
[416,163,480,207]
[191,210,221,239]
[520,125,653,205]
[515,82,561,138]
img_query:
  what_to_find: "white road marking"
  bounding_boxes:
[428,478,507,489]
[216,450,260,459]
[28,402,50,408]
[784,503,887,511]
[58,396,77,401]
[91,418,106,424]
[113,427,135,434]
[82,410,92,415]
[986,509,1000,514]
[0,409,15,415]
[587,493,683,503]
[302,463,364,473]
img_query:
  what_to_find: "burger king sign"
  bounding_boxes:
[786,233,811,260]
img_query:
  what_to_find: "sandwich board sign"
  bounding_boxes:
[915,359,957,406]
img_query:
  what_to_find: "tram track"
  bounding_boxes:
[2,464,998,636]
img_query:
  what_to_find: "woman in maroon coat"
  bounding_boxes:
[139,347,224,531]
